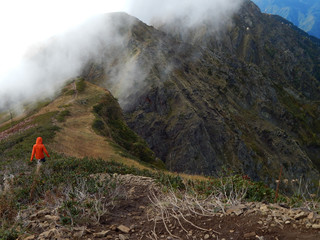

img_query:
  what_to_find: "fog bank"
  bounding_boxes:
[0,0,245,112]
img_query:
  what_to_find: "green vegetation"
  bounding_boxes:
[65,89,75,96]
[75,78,86,93]
[92,94,157,164]
[186,172,284,203]
[264,43,276,58]
[56,110,71,122]
[0,227,18,240]
[0,112,59,164]
[273,84,320,170]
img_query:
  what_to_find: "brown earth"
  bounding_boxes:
[17,174,320,240]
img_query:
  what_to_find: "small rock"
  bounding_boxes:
[285,221,291,224]
[38,228,58,239]
[272,211,281,218]
[39,221,49,229]
[308,212,315,220]
[279,203,289,209]
[294,212,308,220]
[73,226,86,231]
[117,225,130,233]
[230,230,235,233]
[24,235,35,240]
[93,230,110,238]
[119,234,128,240]
[312,224,320,229]
[110,225,117,231]
[244,232,256,238]
[245,209,255,216]
[30,209,51,219]
[44,215,60,221]
[260,205,268,212]
[281,215,291,222]
[73,230,84,238]
[204,234,210,239]
[270,203,282,210]
[226,205,245,216]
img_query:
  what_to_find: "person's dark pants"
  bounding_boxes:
[37,157,46,164]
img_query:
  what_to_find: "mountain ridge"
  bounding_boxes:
[80,2,319,189]
[253,0,320,39]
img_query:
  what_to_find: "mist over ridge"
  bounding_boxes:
[0,0,245,112]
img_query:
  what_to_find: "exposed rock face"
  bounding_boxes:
[82,1,320,188]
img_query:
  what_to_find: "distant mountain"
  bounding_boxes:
[253,0,320,38]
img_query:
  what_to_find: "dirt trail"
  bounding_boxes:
[19,174,320,240]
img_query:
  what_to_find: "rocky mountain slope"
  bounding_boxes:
[253,0,320,38]
[81,1,320,189]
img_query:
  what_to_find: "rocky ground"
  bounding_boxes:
[14,174,320,240]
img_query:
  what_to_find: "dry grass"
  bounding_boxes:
[146,176,251,239]
[48,82,153,171]
[179,173,208,182]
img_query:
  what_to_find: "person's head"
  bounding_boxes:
[36,137,43,144]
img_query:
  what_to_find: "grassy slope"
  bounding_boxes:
[46,81,151,170]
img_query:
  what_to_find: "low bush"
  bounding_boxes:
[0,227,18,240]
[76,78,86,93]
[56,110,70,122]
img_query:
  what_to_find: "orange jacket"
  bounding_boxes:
[30,137,50,161]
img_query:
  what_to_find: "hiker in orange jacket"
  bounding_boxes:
[30,137,50,163]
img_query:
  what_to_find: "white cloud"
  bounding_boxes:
[0,0,245,111]
[127,0,244,27]
[0,0,127,78]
